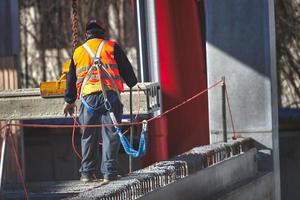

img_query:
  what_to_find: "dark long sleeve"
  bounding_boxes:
[114,43,138,88]
[64,58,77,103]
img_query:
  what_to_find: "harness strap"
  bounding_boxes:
[81,40,111,111]
[82,43,96,58]
[99,64,121,99]
[82,41,121,100]
[81,93,118,114]
[96,40,106,58]
[81,40,107,96]
[82,40,106,58]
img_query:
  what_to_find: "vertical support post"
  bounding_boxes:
[0,125,9,191]
[129,88,133,172]
[135,0,149,82]
[221,76,227,142]
[145,0,162,116]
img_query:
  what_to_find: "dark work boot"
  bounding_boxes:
[80,173,100,183]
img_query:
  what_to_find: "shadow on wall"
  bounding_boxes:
[205,0,275,137]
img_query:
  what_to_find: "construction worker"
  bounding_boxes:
[63,19,137,184]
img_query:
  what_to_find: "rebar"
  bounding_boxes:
[71,138,255,200]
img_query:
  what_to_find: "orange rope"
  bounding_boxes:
[0,124,7,132]
[0,79,225,199]
[8,126,29,200]
[6,79,223,129]
[147,79,223,122]
[71,107,82,160]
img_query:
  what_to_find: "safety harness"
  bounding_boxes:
[80,40,148,158]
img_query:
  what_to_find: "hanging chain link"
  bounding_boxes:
[71,0,79,51]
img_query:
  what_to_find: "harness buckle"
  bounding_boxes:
[104,100,111,111]
[93,57,101,66]
[142,120,148,132]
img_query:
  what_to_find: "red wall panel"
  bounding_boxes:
[145,0,209,164]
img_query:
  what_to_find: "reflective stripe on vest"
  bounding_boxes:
[73,39,124,97]
[76,64,119,76]
[77,74,123,84]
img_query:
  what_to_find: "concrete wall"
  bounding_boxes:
[280,130,300,200]
[205,0,280,199]
[217,172,273,200]
[139,149,258,200]
[70,138,256,200]
[23,124,142,181]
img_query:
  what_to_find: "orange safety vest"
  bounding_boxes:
[73,38,124,97]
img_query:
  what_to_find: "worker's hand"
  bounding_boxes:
[63,102,76,117]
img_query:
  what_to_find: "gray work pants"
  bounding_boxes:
[78,91,122,180]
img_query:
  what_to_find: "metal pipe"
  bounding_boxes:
[0,125,9,190]
[129,88,133,173]
[145,0,160,83]
[145,0,162,114]
[221,76,227,142]
[136,0,147,82]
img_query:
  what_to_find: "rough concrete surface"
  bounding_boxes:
[139,149,257,200]
[205,0,279,198]
[2,138,255,200]
[216,172,273,200]
[70,138,255,200]
[0,82,159,120]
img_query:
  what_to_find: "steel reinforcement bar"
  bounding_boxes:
[71,138,255,200]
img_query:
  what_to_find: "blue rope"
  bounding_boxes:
[80,95,117,114]
[80,96,96,114]
[116,127,148,157]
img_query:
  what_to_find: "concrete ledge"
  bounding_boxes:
[215,172,273,200]
[0,82,160,120]
[71,138,256,200]
[139,148,257,200]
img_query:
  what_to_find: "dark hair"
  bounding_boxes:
[86,19,106,32]
[86,28,105,36]
[85,28,106,40]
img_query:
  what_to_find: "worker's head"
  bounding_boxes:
[85,19,106,39]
